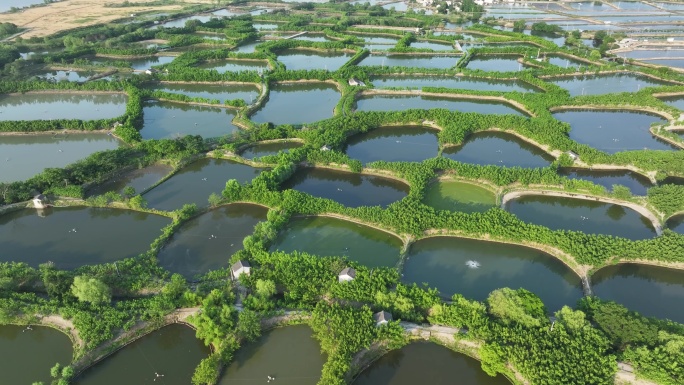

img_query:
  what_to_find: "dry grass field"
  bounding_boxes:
[1,0,217,39]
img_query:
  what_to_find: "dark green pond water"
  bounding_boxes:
[129,56,176,71]
[281,167,409,208]
[143,158,263,211]
[196,59,268,72]
[270,216,402,268]
[0,325,73,385]
[345,126,439,164]
[370,75,539,93]
[355,95,526,116]
[466,55,523,72]
[410,40,456,51]
[403,236,582,311]
[147,83,260,104]
[547,55,586,68]
[241,141,303,160]
[86,164,173,197]
[277,49,352,71]
[667,214,684,234]
[552,110,672,153]
[141,100,240,140]
[218,325,325,385]
[74,324,209,385]
[157,204,268,278]
[359,54,459,69]
[250,82,339,125]
[423,181,496,213]
[354,342,511,385]
[37,70,92,82]
[506,195,657,240]
[548,73,674,96]
[233,40,263,53]
[559,168,653,196]
[357,35,400,44]
[442,131,553,168]
[592,264,684,323]
[0,133,121,183]
[0,93,127,121]
[0,207,169,268]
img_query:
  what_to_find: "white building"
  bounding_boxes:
[231,260,251,279]
[338,267,356,283]
[373,310,393,326]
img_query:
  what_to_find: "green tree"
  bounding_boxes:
[71,276,111,305]
[236,309,261,342]
[513,19,526,33]
[487,288,546,327]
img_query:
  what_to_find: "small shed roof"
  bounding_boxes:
[231,260,250,273]
[34,194,46,200]
[339,267,356,278]
[373,310,392,323]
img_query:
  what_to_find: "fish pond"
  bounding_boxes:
[0,325,73,385]
[0,133,121,183]
[0,93,127,121]
[354,342,511,385]
[402,237,583,311]
[241,141,303,160]
[196,58,268,72]
[281,168,409,208]
[409,40,456,51]
[442,131,553,168]
[369,75,539,92]
[559,168,652,196]
[466,55,524,72]
[233,40,262,53]
[270,216,402,268]
[143,158,263,211]
[146,82,260,104]
[218,325,325,385]
[667,214,684,234]
[277,49,352,71]
[551,110,671,153]
[157,204,268,278]
[547,73,674,96]
[506,195,657,240]
[355,95,527,116]
[86,163,173,197]
[359,54,458,69]
[0,207,169,268]
[129,56,176,71]
[592,264,684,323]
[250,82,339,125]
[73,324,209,385]
[423,181,496,213]
[141,100,240,140]
[344,126,439,164]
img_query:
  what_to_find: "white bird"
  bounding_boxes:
[201,177,207,181]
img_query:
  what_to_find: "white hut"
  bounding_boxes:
[338,267,356,283]
[565,151,579,162]
[231,260,251,279]
[373,310,392,326]
[32,194,49,209]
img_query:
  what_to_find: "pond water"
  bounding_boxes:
[643,58,684,69]
[36,70,93,82]
[270,216,402,267]
[254,23,279,30]
[355,95,526,116]
[158,15,214,28]
[506,195,657,240]
[143,158,263,211]
[241,141,303,160]
[1,0,45,12]
[233,40,263,53]
[410,40,456,51]
[157,204,267,278]
[141,100,240,140]
[660,96,684,111]
[74,324,209,385]
[129,56,176,71]
[0,93,127,121]
[402,236,582,310]
[0,133,121,183]
[442,131,553,168]
[147,83,260,104]
[196,58,268,72]
[292,34,336,42]
[547,55,586,68]
[358,35,400,44]
[667,214,684,234]
[551,110,672,153]
[345,126,439,164]
[87,163,173,197]
[250,82,339,125]
[547,73,674,96]
[0,325,73,385]
[277,49,352,71]
[559,168,652,196]
[592,264,684,323]
[218,325,325,385]
[359,54,458,69]
[623,49,684,59]
[354,342,510,385]
[466,55,523,72]
[281,167,409,208]
[423,181,496,213]
[370,75,539,93]
[0,207,169,268]
[382,1,409,11]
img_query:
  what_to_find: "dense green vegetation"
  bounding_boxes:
[1,2,684,385]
